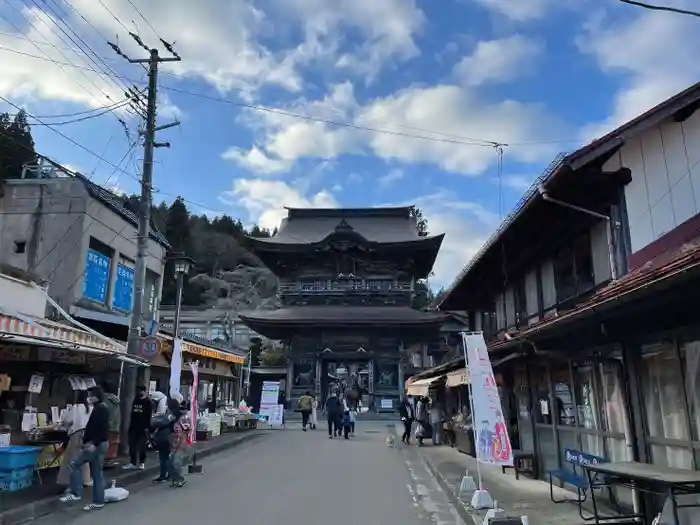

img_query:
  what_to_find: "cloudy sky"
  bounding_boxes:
[1,0,699,289]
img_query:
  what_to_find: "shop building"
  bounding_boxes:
[0,164,169,340]
[428,81,700,506]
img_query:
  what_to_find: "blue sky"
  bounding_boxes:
[1,0,700,288]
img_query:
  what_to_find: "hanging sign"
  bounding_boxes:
[28,374,44,394]
[462,332,513,466]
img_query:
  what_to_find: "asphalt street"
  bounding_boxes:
[39,421,464,525]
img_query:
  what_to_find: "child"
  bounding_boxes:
[349,406,357,436]
[342,410,352,439]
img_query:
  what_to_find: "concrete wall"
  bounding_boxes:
[604,110,700,255]
[0,273,48,317]
[0,178,165,317]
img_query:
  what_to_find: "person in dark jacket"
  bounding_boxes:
[398,395,416,445]
[60,386,109,512]
[123,385,152,470]
[151,397,181,483]
[325,391,343,439]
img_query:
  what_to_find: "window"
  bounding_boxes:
[514,279,527,327]
[13,241,26,254]
[640,342,693,468]
[679,340,700,441]
[573,364,601,430]
[552,365,576,426]
[553,232,594,303]
[533,365,552,424]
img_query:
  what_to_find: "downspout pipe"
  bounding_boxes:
[537,184,619,281]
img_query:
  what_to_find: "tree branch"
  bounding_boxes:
[619,0,700,18]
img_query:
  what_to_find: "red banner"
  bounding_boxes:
[188,361,198,445]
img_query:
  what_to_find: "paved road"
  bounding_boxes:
[41,422,463,525]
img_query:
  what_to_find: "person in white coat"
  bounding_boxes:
[58,391,92,488]
[150,391,168,416]
[310,396,318,430]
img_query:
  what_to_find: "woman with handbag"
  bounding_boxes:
[57,391,92,490]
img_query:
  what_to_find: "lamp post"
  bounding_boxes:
[170,253,194,340]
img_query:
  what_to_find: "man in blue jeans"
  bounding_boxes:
[60,385,109,511]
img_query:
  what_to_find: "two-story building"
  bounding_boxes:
[0,162,168,339]
[425,81,700,507]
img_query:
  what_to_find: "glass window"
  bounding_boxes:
[679,340,700,441]
[554,246,576,302]
[573,364,601,430]
[552,365,576,426]
[600,362,626,434]
[640,343,690,441]
[514,280,527,327]
[533,365,552,424]
[553,232,595,303]
[573,234,595,293]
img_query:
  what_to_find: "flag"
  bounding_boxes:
[462,332,513,466]
[188,360,198,446]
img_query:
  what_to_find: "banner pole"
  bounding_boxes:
[462,332,483,490]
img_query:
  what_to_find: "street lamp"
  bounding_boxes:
[169,253,195,339]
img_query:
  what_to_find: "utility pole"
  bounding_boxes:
[109,34,181,452]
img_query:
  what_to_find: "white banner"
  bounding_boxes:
[462,332,513,466]
[188,361,198,445]
[169,338,183,398]
[260,381,280,418]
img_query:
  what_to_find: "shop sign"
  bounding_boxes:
[0,345,30,361]
[83,250,111,304]
[37,347,87,365]
[112,264,135,312]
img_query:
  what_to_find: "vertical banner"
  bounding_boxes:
[188,361,198,445]
[259,380,280,419]
[462,332,513,466]
[169,338,183,398]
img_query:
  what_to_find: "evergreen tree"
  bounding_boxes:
[0,110,37,182]
[162,197,200,304]
[410,206,429,236]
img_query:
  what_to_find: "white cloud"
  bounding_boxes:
[578,3,700,139]
[472,0,554,22]
[222,178,338,230]
[222,146,292,175]
[453,35,544,87]
[281,0,426,79]
[346,172,364,185]
[501,174,536,192]
[378,168,404,186]
[404,189,498,287]
[227,82,562,177]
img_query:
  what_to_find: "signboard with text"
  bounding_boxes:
[83,250,111,304]
[112,263,135,312]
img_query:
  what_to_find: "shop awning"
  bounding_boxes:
[158,335,245,365]
[0,314,148,366]
[406,376,443,396]
[446,368,469,387]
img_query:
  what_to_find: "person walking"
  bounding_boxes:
[325,390,343,439]
[59,386,109,512]
[57,391,92,490]
[342,410,352,439]
[167,398,190,488]
[429,399,444,445]
[298,391,314,431]
[123,385,152,470]
[415,396,431,446]
[101,382,120,467]
[348,405,357,436]
[398,395,415,445]
[151,398,178,483]
[310,396,318,430]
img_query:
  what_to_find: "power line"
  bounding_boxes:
[25,100,131,126]
[8,99,127,119]
[619,0,700,18]
[124,0,163,40]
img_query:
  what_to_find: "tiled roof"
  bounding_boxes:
[78,175,170,248]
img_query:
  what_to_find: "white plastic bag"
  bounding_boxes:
[104,480,129,503]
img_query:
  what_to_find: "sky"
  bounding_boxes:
[1,0,700,290]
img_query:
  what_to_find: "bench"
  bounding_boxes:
[549,448,609,520]
[501,451,538,480]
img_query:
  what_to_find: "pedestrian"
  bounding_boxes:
[398,395,415,445]
[342,410,352,439]
[349,405,357,436]
[298,390,314,431]
[415,397,431,447]
[167,397,190,488]
[57,390,92,490]
[325,390,343,439]
[151,398,178,483]
[151,390,168,416]
[101,382,121,466]
[429,399,444,445]
[123,385,152,470]
[60,385,109,511]
[310,396,318,430]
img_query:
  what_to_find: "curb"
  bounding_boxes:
[0,432,266,525]
[388,422,477,525]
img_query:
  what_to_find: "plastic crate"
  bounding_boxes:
[0,466,35,482]
[0,446,42,470]
[0,476,34,493]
